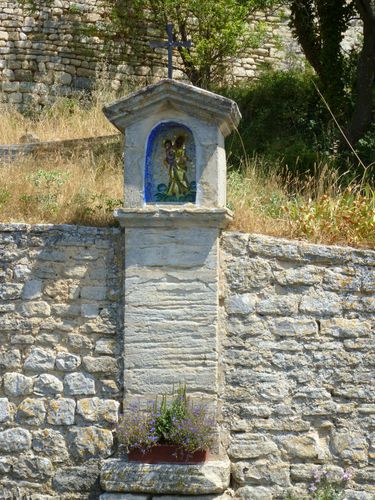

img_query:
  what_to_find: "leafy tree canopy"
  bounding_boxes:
[289,0,375,148]
[101,0,280,88]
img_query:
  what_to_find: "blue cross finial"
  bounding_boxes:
[150,23,192,79]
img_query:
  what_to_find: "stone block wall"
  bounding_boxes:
[0,223,123,499]
[222,233,375,500]
[0,224,374,499]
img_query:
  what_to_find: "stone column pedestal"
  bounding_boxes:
[116,207,231,408]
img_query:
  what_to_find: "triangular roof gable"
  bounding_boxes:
[103,79,241,137]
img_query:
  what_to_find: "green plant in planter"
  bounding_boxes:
[117,385,214,454]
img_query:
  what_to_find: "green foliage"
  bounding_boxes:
[0,189,11,207]
[287,468,352,500]
[100,0,280,88]
[223,68,375,181]
[289,0,375,146]
[223,69,328,171]
[23,169,70,213]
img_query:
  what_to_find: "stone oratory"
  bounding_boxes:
[100,79,241,497]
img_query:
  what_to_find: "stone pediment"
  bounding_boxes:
[103,79,241,136]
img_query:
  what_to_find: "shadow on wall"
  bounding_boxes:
[0,223,124,498]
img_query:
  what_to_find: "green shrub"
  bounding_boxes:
[222,69,327,170]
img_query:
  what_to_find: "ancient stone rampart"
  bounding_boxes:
[0,0,299,108]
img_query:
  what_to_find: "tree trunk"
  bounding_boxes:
[346,0,375,145]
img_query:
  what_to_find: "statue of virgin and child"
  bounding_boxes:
[163,135,190,199]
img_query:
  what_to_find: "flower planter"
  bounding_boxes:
[128,444,209,464]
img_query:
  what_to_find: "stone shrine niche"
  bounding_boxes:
[145,122,196,204]
[103,79,241,209]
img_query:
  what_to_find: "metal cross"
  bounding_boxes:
[150,23,192,79]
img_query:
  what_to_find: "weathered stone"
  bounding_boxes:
[95,339,117,355]
[332,430,368,463]
[235,486,273,499]
[70,426,113,458]
[101,458,231,494]
[0,457,12,474]
[228,434,279,459]
[101,379,120,396]
[34,373,63,395]
[68,333,93,350]
[17,397,46,425]
[56,351,81,371]
[300,289,342,316]
[0,349,21,369]
[226,294,257,315]
[13,456,53,480]
[83,356,118,374]
[32,428,69,462]
[277,433,328,461]
[268,318,318,337]
[52,464,100,492]
[24,347,55,371]
[22,279,43,300]
[77,397,119,423]
[47,398,76,425]
[81,286,107,300]
[0,428,31,452]
[257,296,299,316]
[232,461,290,487]
[21,301,51,317]
[81,303,99,318]
[320,318,370,339]
[0,398,11,423]
[64,372,96,395]
[100,495,149,500]
[0,283,23,300]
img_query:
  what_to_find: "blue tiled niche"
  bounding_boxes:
[145,121,197,204]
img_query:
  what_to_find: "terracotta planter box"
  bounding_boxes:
[128,445,209,464]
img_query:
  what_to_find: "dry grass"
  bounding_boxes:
[0,151,373,248]
[0,98,374,248]
[0,149,123,226]
[0,99,117,144]
[0,76,141,144]
[228,159,375,248]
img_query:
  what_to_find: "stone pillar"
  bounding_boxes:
[116,208,230,411]
[101,79,240,497]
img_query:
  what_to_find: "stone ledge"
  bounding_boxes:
[100,458,231,495]
[114,207,233,229]
[0,134,120,164]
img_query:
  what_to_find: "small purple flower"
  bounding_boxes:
[342,470,352,481]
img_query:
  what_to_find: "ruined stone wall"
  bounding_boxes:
[0,0,301,108]
[0,223,123,499]
[222,233,375,499]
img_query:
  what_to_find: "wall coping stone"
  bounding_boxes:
[223,232,375,266]
[0,134,120,163]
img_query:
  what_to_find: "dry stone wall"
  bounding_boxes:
[0,0,301,108]
[0,223,123,499]
[222,233,375,500]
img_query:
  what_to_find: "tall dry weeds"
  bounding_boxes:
[0,149,123,226]
[0,73,140,144]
